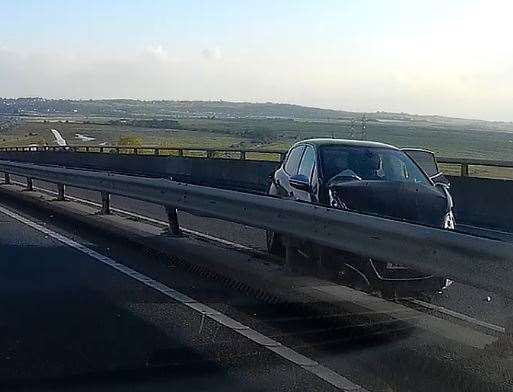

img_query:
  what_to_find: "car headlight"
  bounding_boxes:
[443,211,455,230]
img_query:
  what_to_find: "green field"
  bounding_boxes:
[6,116,513,159]
[3,101,513,179]
[174,117,513,161]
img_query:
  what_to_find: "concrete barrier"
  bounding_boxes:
[0,151,511,232]
[0,151,280,193]
[447,175,513,231]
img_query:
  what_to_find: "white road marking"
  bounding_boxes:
[408,298,505,334]
[0,203,367,392]
[458,223,513,238]
[12,180,505,337]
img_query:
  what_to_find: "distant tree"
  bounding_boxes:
[117,135,143,147]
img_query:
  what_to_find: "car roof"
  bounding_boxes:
[292,138,399,150]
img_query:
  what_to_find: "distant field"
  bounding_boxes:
[1,120,246,150]
[3,116,513,179]
[175,117,513,160]
[12,117,513,157]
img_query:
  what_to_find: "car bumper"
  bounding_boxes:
[371,275,449,296]
[351,257,449,296]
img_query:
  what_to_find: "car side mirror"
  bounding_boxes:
[435,182,451,200]
[431,172,450,187]
[289,174,311,192]
[435,182,454,210]
[434,180,450,190]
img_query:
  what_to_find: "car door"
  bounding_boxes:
[273,145,305,198]
[402,148,449,185]
[293,145,317,203]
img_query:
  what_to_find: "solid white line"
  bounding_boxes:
[13,180,504,337]
[409,299,505,334]
[0,203,367,392]
[457,223,513,238]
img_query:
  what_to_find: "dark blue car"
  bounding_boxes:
[267,139,455,297]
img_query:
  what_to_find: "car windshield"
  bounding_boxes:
[321,145,430,184]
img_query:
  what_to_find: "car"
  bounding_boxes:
[267,138,455,298]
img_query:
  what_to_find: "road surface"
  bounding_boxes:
[13,177,512,328]
[0,187,506,391]
[0,203,345,391]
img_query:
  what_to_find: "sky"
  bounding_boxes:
[1,0,512,121]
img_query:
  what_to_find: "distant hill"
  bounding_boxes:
[0,98,352,119]
[1,98,513,131]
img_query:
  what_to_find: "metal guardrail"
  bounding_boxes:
[437,157,513,177]
[0,159,512,297]
[0,145,287,161]
[1,145,513,177]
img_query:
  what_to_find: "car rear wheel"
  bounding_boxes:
[266,230,285,257]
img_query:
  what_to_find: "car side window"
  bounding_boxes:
[284,146,305,175]
[298,146,315,180]
[402,149,440,178]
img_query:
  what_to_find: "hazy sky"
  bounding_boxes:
[1,0,512,121]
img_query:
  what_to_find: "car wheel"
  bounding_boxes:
[338,264,371,292]
[379,288,399,300]
[266,230,285,257]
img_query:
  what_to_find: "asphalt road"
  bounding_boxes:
[0,184,507,391]
[0,202,345,391]
[15,177,513,328]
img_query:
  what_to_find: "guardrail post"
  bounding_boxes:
[279,152,286,161]
[504,316,513,353]
[286,245,307,273]
[177,149,184,157]
[165,206,181,235]
[154,148,160,156]
[100,191,110,214]
[134,148,139,155]
[206,151,215,159]
[461,163,469,177]
[240,151,246,160]
[4,173,10,185]
[57,184,65,201]
[284,236,311,274]
[26,177,33,191]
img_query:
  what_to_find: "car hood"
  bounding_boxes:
[329,180,448,227]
